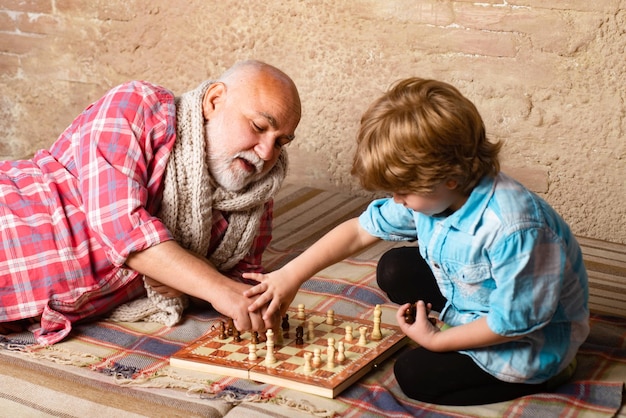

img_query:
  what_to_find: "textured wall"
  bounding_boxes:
[1,0,625,243]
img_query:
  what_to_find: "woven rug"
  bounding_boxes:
[1,185,625,417]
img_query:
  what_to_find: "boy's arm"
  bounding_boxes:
[243,218,380,318]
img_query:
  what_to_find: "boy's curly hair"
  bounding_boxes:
[351,78,502,195]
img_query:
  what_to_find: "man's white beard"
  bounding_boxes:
[205,123,265,192]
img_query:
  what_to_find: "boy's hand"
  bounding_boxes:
[242,269,300,321]
[396,300,441,350]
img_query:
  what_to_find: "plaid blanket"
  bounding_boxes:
[1,185,625,417]
[1,247,624,417]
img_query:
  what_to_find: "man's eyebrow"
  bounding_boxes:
[259,112,277,128]
[258,111,295,142]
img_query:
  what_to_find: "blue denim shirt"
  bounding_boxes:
[359,173,589,383]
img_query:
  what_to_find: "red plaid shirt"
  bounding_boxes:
[0,81,273,345]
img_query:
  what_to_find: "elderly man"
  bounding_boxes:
[0,60,301,345]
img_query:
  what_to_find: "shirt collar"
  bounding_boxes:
[441,175,497,235]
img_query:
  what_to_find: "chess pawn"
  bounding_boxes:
[307,320,315,340]
[215,321,227,340]
[312,348,322,367]
[337,341,346,363]
[358,326,368,346]
[326,309,334,325]
[303,352,313,374]
[248,343,258,361]
[297,303,306,319]
[345,325,353,342]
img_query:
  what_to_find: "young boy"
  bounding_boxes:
[243,78,589,405]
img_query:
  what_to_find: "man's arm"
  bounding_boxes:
[125,240,270,331]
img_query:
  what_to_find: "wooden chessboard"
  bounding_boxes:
[170,306,409,398]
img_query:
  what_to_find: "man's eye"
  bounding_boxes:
[252,123,265,132]
[275,137,293,149]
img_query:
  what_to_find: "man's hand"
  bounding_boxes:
[126,241,276,332]
[209,279,272,331]
[144,276,184,298]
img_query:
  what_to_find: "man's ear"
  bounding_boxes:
[202,82,226,120]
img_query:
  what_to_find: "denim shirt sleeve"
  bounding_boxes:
[358,198,418,241]
[486,227,566,336]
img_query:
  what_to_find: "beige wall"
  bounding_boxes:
[1,0,625,244]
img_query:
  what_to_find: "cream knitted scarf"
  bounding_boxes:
[108,80,287,326]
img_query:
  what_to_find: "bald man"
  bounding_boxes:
[0,60,302,344]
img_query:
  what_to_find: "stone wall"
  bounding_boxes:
[1,0,625,243]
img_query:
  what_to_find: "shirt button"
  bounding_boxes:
[433,263,440,269]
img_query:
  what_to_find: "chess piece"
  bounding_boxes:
[295,325,304,345]
[345,325,353,342]
[327,346,335,369]
[371,304,382,341]
[233,329,242,342]
[337,341,346,363]
[312,348,321,367]
[297,303,306,320]
[227,318,235,336]
[303,352,313,374]
[282,314,290,331]
[218,321,227,340]
[326,337,335,368]
[248,343,257,361]
[404,303,417,324]
[307,320,315,340]
[358,326,368,346]
[251,331,259,344]
[326,309,334,325]
[265,329,276,365]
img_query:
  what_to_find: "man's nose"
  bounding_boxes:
[255,135,275,161]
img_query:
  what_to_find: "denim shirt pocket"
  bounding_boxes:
[443,261,493,309]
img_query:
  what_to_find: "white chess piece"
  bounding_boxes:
[303,352,313,374]
[371,304,382,341]
[313,348,322,367]
[326,337,335,368]
[345,325,353,342]
[297,303,306,320]
[248,343,257,361]
[337,341,346,363]
[326,309,335,325]
[358,326,368,346]
[265,329,276,365]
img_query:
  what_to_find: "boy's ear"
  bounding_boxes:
[202,82,226,120]
[445,179,459,190]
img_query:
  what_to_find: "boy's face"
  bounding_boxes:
[392,180,468,217]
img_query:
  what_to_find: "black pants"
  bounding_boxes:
[377,247,548,406]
